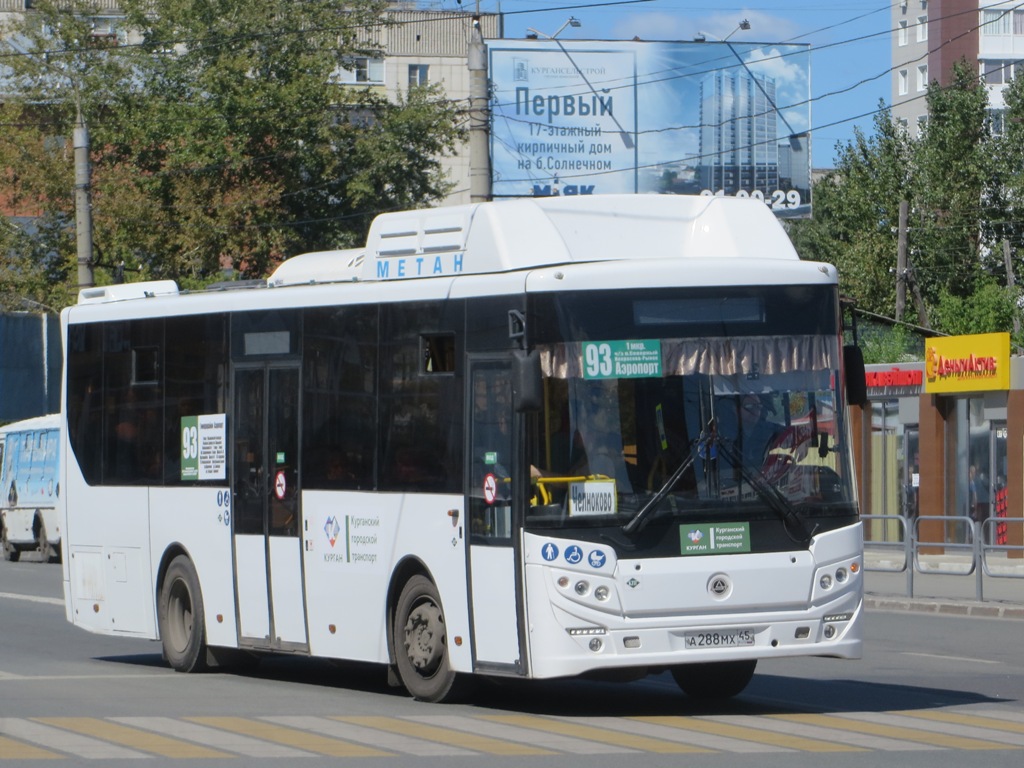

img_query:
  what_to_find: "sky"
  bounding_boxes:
[429,0,893,169]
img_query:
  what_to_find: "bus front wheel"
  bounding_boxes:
[158,555,209,673]
[671,659,757,699]
[393,575,461,702]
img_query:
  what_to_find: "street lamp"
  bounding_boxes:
[525,17,634,150]
[697,20,803,151]
[526,16,581,40]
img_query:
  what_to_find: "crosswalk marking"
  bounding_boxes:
[187,717,391,757]
[0,734,61,761]
[636,715,862,752]
[32,717,232,759]
[772,712,1003,751]
[271,716,476,756]
[337,715,552,756]
[405,716,630,757]
[611,715,795,753]
[895,709,1024,741]
[483,714,710,754]
[1,718,144,760]
[114,717,317,758]
[842,712,1014,750]
[765,713,943,751]
[0,708,1016,759]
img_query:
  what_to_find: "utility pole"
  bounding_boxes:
[1003,239,1021,335]
[896,199,908,322]
[74,104,95,289]
[468,4,491,204]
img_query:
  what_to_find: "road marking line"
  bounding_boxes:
[114,716,317,758]
[652,715,861,752]
[340,715,551,756]
[1,717,145,759]
[885,710,1024,746]
[482,715,710,754]
[617,716,793,753]
[902,652,1002,665]
[189,716,390,757]
[33,717,232,758]
[273,716,476,756]
[767,713,943,751]
[821,712,1007,751]
[0,592,64,606]
[435,714,639,755]
[0,734,62,761]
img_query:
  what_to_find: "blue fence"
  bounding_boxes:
[0,313,61,422]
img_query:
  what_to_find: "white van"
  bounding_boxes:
[0,415,60,562]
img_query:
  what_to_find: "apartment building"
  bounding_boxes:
[892,1,1024,137]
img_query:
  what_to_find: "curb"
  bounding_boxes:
[866,594,1024,620]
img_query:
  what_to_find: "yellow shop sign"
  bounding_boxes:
[925,332,1010,393]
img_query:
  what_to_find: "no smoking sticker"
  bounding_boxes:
[483,473,498,505]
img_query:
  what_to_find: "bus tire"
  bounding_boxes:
[158,555,209,673]
[671,659,756,699]
[1,524,19,562]
[34,516,56,564]
[393,574,461,702]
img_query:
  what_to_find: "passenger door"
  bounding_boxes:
[232,363,308,651]
[466,357,524,673]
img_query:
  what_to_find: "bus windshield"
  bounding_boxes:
[526,285,856,536]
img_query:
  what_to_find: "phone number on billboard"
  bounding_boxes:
[701,189,802,210]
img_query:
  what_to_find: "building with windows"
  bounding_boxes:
[698,69,780,197]
[892,1,1024,137]
[891,0,931,136]
[340,6,503,205]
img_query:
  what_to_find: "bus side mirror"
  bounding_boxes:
[513,350,543,412]
[844,345,867,407]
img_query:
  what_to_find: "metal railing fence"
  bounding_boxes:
[862,514,1024,602]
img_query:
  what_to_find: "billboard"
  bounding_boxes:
[489,39,811,216]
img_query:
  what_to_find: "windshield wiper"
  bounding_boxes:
[621,419,718,536]
[622,422,817,545]
[713,436,817,546]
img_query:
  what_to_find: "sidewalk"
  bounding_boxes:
[863,546,1024,620]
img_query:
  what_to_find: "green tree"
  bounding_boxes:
[0,1,133,308]
[788,104,913,318]
[791,61,1019,342]
[1,0,464,301]
[910,60,991,306]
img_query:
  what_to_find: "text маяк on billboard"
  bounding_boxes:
[489,39,811,217]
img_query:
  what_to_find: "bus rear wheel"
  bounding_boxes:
[671,659,757,700]
[158,555,209,673]
[393,575,461,702]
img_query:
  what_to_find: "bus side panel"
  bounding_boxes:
[148,487,238,649]
[62,461,154,636]
[391,493,472,674]
[302,491,471,672]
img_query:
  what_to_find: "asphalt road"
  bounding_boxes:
[1,558,1023,768]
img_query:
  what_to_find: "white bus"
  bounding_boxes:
[60,195,866,702]
[1,414,61,563]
